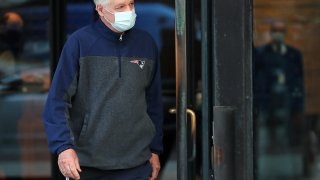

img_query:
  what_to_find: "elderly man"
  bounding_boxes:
[43,0,163,179]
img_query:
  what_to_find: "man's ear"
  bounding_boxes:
[96,5,104,17]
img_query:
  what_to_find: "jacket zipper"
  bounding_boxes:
[117,33,124,78]
[119,33,123,42]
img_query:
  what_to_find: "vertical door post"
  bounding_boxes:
[212,0,254,179]
[49,0,66,179]
[175,0,188,179]
[201,0,214,178]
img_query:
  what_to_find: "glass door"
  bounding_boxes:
[254,0,320,179]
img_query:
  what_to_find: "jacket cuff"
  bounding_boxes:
[56,144,73,155]
[151,149,162,156]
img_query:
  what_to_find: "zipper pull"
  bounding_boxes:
[119,33,124,41]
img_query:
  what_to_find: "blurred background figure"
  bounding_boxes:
[0,12,24,80]
[255,20,304,149]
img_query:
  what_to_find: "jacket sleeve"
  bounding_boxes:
[42,35,80,155]
[146,44,164,155]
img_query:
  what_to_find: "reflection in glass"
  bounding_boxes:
[0,2,51,179]
[254,0,320,179]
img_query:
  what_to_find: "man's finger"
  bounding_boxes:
[58,163,67,176]
[75,158,82,172]
[69,164,80,180]
[149,153,161,180]
[151,166,159,180]
[63,168,71,179]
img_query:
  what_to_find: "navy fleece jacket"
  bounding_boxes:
[43,19,163,170]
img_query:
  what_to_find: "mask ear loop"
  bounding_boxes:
[102,7,115,24]
[104,16,113,24]
[104,8,115,15]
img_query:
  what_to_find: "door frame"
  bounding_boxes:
[49,0,66,179]
[200,0,254,179]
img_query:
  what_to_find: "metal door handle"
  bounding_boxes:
[169,108,197,161]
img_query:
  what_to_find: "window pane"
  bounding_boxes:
[0,0,50,178]
[254,0,320,179]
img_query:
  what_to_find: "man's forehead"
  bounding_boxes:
[270,21,286,32]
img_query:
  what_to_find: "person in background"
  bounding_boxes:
[42,0,163,179]
[0,12,24,80]
[255,20,304,149]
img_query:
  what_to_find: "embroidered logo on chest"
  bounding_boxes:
[130,60,145,69]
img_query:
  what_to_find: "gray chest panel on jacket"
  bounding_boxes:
[67,56,156,170]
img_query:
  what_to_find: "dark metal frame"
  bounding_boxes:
[201,0,253,179]
[175,0,188,179]
[201,0,214,179]
[212,0,253,178]
[49,0,66,79]
[49,0,66,179]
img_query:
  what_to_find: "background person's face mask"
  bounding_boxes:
[271,32,285,44]
[104,9,137,32]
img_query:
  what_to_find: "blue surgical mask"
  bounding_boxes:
[104,9,137,32]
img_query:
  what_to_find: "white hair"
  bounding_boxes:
[93,0,110,5]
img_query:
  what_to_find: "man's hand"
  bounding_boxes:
[149,153,161,180]
[58,149,82,180]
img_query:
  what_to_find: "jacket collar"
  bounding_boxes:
[95,18,132,42]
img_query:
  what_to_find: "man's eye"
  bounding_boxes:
[115,5,124,9]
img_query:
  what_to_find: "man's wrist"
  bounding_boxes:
[57,145,73,155]
[151,150,161,156]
